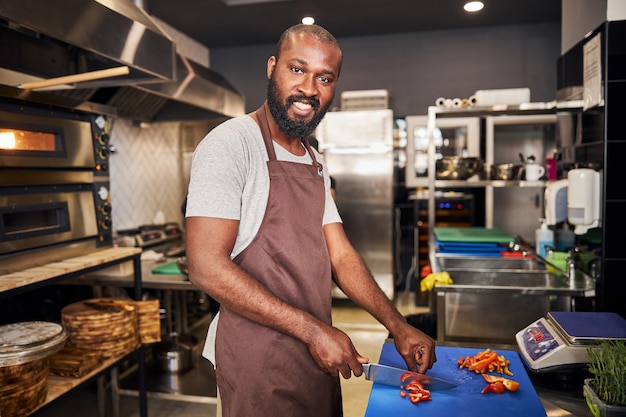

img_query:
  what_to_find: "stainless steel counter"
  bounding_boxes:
[78,258,194,290]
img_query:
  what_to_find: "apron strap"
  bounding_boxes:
[255,104,277,162]
[255,102,324,175]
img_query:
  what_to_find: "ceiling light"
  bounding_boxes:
[464,1,484,12]
[301,16,315,25]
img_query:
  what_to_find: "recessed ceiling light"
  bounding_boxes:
[464,1,484,12]
[302,16,315,25]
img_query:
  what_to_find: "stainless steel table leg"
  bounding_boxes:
[175,290,186,334]
[97,375,106,417]
[111,367,120,417]
[165,289,173,335]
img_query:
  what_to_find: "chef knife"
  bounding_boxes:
[362,363,457,391]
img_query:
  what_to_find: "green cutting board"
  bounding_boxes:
[151,261,183,275]
[434,227,514,243]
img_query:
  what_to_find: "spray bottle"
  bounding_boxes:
[535,218,554,258]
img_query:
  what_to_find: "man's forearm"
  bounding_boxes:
[332,254,407,336]
[190,259,326,345]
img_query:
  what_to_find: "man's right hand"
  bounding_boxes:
[306,324,369,379]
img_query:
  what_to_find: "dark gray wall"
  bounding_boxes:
[211,22,561,117]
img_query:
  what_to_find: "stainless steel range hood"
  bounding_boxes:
[0,0,245,121]
[29,53,246,121]
[0,0,176,86]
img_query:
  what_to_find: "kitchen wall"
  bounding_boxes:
[210,22,561,116]
[107,119,187,233]
[106,21,562,236]
[561,0,626,53]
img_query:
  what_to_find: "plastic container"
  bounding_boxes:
[546,251,569,275]
[584,378,626,417]
[535,218,554,258]
[555,223,576,252]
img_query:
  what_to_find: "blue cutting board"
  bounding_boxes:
[365,344,546,417]
[435,239,506,256]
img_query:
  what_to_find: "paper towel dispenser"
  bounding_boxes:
[568,169,601,235]
[544,179,568,226]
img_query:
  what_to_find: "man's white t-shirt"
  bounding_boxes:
[185,114,341,365]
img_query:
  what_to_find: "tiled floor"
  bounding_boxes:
[34,292,428,417]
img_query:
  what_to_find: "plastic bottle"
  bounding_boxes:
[535,218,554,258]
[555,223,576,252]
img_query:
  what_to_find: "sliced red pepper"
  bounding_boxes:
[399,373,432,404]
[408,392,421,403]
[482,374,520,392]
[468,352,498,373]
[481,381,506,394]
[503,363,514,376]
[404,380,425,391]
[408,391,431,403]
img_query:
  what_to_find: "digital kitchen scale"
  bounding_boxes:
[516,311,626,372]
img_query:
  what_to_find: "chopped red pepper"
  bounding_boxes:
[400,371,412,382]
[482,373,520,392]
[399,373,432,404]
[457,348,514,376]
[468,352,498,373]
[481,381,506,394]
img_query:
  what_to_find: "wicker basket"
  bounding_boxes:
[0,321,67,417]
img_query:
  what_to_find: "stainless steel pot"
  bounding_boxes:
[153,333,197,373]
[491,163,524,180]
[435,157,483,180]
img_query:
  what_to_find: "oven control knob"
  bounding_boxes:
[99,202,112,214]
[98,147,108,159]
[98,133,110,145]
[100,218,112,229]
[97,185,109,201]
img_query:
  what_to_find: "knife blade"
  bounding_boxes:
[362,363,457,391]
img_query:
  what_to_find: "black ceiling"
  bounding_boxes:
[146,0,562,49]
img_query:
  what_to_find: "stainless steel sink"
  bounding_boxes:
[431,253,597,345]
[433,253,547,271]
[439,268,596,295]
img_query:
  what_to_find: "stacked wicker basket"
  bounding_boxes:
[60,298,161,360]
[0,322,68,417]
[0,298,161,417]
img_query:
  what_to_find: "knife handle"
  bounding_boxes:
[362,363,371,379]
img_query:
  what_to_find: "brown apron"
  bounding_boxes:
[215,104,342,417]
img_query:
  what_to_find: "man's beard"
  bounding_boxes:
[266,73,333,139]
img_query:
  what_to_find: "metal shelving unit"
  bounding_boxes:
[420,103,558,265]
[0,247,148,417]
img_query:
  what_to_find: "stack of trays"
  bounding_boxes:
[434,227,514,257]
[49,346,103,378]
[135,299,161,344]
[61,298,140,359]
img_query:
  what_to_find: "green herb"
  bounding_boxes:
[587,340,626,406]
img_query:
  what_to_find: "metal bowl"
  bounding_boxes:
[491,163,524,180]
[435,157,483,180]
